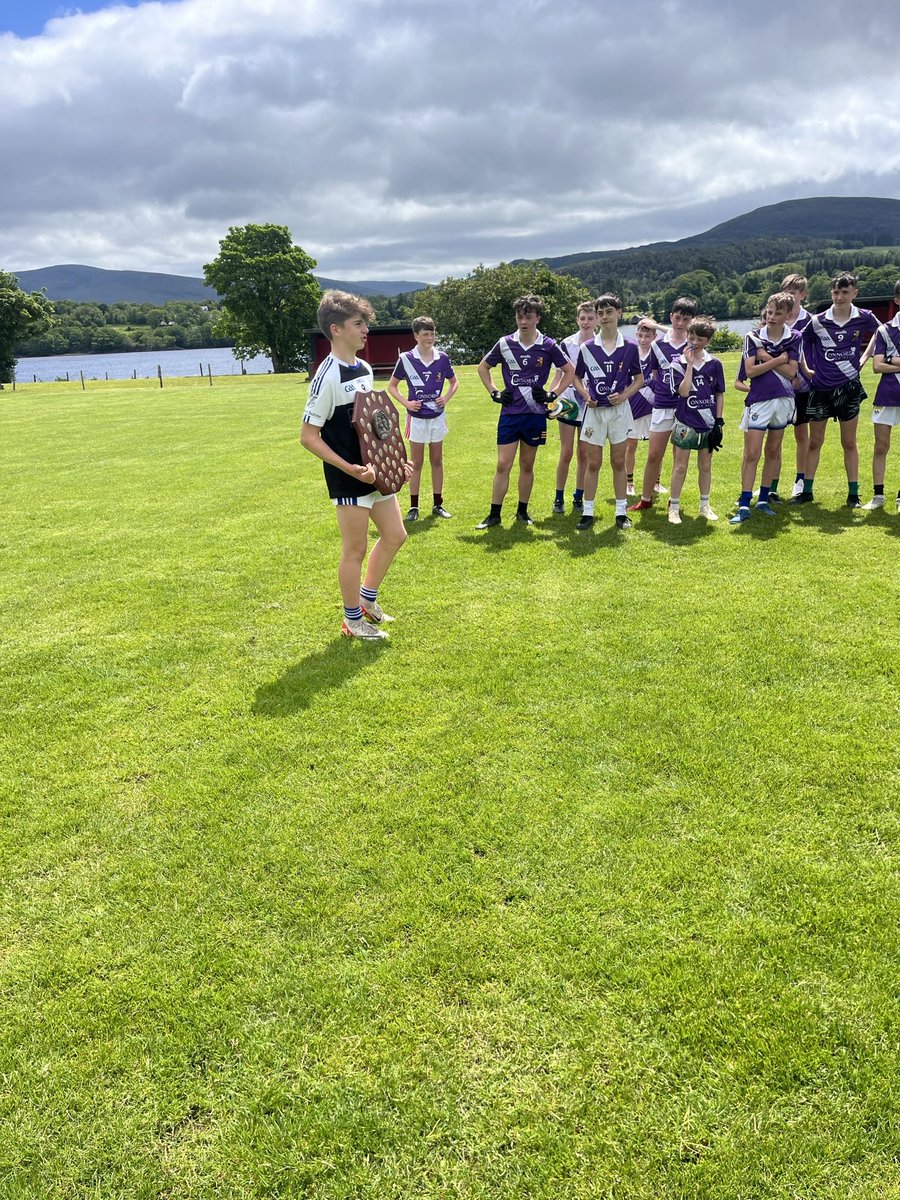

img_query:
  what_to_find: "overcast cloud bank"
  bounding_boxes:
[3,0,900,281]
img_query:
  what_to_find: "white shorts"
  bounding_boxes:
[872,406,900,426]
[406,411,448,443]
[649,407,676,434]
[333,489,395,509]
[628,413,652,440]
[739,396,796,432]
[580,402,632,447]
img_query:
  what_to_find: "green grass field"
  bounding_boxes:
[2,364,899,1199]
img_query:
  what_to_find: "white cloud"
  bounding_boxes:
[1,0,899,282]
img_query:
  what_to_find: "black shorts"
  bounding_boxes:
[807,379,866,423]
[793,389,809,425]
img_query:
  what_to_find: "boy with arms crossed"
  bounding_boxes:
[553,300,596,514]
[730,292,800,524]
[795,272,879,508]
[666,316,725,524]
[387,315,458,522]
[301,290,413,640]
[572,293,644,531]
[862,278,900,512]
[628,296,698,512]
[476,294,573,528]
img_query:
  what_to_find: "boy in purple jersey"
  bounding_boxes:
[475,294,573,528]
[628,296,697,512]
[387,315,458,522]
[781,274,814,499]
[665,316,725,524]
[301,290,413,641]
[862,278,900,512]
[796,272,879,508]
[730,293,800,524]
[625,316,660,495]
[553,300,596,514]
[573,293,644,531]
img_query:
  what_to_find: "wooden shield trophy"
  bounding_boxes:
[351,390,408,495]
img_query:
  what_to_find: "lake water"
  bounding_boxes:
[14,346,273,384]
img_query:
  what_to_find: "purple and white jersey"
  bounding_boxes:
[630,351,656,419]
[560,332,589,417]
[744,327,801,405]
[575,334,642,408]
[485,330,569,416]
[801,305,879,390]
[787,306,812,392]
[670,352,726,430]
[645,333,688,409]
[873,315,900,407]
[391,347,455,419]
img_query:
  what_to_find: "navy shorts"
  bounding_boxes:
[497,412,548,447]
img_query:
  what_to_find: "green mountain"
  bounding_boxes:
[528,194,900,302]
[11,264,428,304]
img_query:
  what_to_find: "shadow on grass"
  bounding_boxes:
[782,501,865,536]
[253,639,387,717]
[635,509,717,545]
[456,522,559,553]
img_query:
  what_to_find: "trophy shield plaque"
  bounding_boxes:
[351,390,408,495]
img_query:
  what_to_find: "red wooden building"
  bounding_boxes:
[307,325,417,378]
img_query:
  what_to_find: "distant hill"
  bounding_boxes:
[12,264,428,304]
[682,196,900,248]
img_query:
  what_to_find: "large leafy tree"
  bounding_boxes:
[203,224,321,373]
[410,262,591,362]
[0,271,55,384]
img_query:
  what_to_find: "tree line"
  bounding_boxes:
[5,223,900,385]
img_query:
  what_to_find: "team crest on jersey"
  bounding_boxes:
[537,356,544,366]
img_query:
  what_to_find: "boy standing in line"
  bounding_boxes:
[553,300,596,514]
[781,273,813,500]
[666,316,725,524]
[475,295,573,528]
[625,316,660,495]
[862,278,900,512]
[301,290,412,640]
[730,292,800,524]
[627,297,698,512]
[795,272,879,508]
[572,293,644,531]
[386,315,458,522]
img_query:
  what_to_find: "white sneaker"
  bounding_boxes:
[341,617,388,640]
[361,599,394,623]
[792,479,804,498]
[654,482,669,495]
[626,482,636,497]
[698,503,719,521]
[861,495,885,510]
[668,506,682,525]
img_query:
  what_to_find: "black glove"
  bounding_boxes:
[491,388,515,405]
[707,418,724,452]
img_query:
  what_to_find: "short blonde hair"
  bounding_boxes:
[317,289,375,338]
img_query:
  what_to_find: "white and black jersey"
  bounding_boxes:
[303,354,374,498]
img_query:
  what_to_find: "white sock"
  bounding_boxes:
[583,499,595,517]
[615,498,627,517]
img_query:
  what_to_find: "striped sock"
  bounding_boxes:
[344,605,363,622]
[360,586,378,605]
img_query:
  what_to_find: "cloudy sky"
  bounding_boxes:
[2,0,900,284]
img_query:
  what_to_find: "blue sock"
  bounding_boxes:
[573,488,584,503]
[344,605,363,621]
[555,489,564,504]
[758,485,770,504]
[360,585,378,605]
[739,490,752,508]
